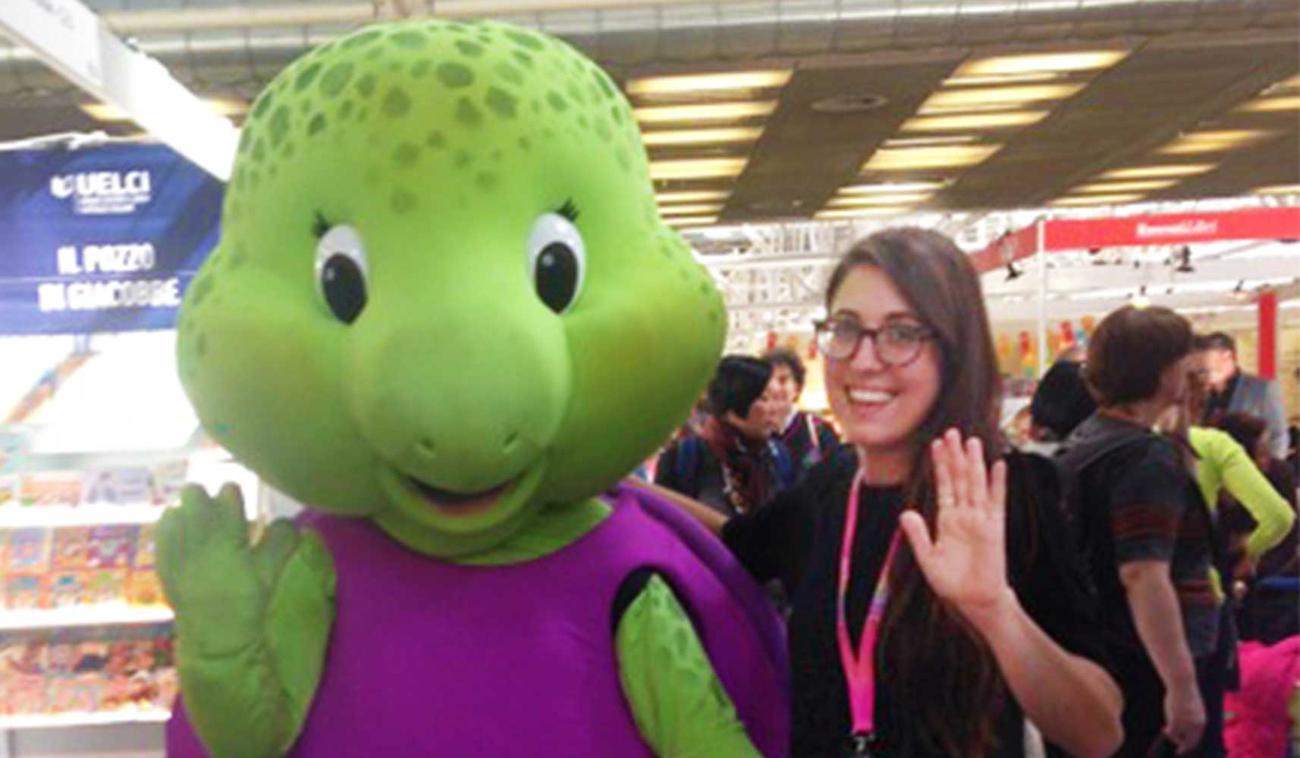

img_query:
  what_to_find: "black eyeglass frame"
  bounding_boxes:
[812,316,936,367]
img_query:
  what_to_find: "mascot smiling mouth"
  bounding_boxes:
[404,475,512,514]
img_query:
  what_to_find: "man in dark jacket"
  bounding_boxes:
[1201,332,1288,459]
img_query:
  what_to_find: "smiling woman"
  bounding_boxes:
[655,227,1125,757]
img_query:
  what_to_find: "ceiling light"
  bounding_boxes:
[627,70,791,96]
[1099,164,1216,179]
[1255,184,1300,195]
[945,72,1063,87]
[918,102,1043,115]
[1262,74,1300,94]
[924,83,1085,109]
[882,135,979,148]
[649,158,747,180]
[815,207,908,220]
[862,144,1000,171]
[656,190,730,203]
[657,203,723,215]
[902,110,1048,132]
[82,98,246,121]
[1239,96,1300,113]
[841,181,947,194]
[634,101,777,125]
[955,50,1129,77]
[667,216,718,227]
[828,193,931,207]
[1070,179,1180,193]
[641,127,764,147]
[1157,129,1275,155]
[1051,193,1146,206]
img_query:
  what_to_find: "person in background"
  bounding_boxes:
[643,228,1122,758]
[654,355,796,517]
[1215,412,1299,644]
[1058,305,1218,757]
[1155,356,1296,758]
[1024,358,1096,456]
[1157,367,1295,587]
[763,346,840,477]
[1201,332,1288,459]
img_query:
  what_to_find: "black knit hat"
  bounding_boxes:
[708,356,773,418]
[1031,359,1096,441]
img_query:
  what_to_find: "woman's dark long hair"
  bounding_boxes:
[825,227,1004,756]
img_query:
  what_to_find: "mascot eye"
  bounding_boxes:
[527,212,586,314]
[314,223,369,324]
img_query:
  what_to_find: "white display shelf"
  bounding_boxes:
[0,604,172,632]
[0,503,167,529]
[0,708,171,730]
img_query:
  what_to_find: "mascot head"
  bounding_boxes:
[175,20,725,557]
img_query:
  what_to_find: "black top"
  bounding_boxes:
[723,447,1109,757]
[1203,371,1241,423]
[1060,415,1218,659]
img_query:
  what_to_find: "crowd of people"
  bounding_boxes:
[641,227,1299,757]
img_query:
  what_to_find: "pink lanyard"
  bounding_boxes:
[836,468,902,744]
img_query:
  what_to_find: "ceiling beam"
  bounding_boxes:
[0,0,238,179]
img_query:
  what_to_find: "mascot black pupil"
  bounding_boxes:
[322,255,367,323]
[535,242,578,313]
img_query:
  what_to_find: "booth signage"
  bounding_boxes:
[0,144,223,336]
[1043,207,1300,250]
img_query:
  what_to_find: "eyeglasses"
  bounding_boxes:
[813,317,934,366]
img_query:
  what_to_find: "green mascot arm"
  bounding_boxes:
[616,574,761,757]
[157,484,335,758]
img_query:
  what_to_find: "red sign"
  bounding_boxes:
[1043,207,1300,251]
[969,223,1040,273]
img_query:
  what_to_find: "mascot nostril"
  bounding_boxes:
[161,18,789,758]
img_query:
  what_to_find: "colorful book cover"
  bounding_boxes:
[51,527,91,570]
[7,528,50,571]
[47,571,86,609]
[126,569,164,607]
[133,524,157,568]
[99,673,133,711]
[45,641,81,675]
[0,475,16,506]
[86,525,136,569]
[0,637,46,677]
[18,471,82,507]
[4,574,45,610]
[46,674,101,713]
[2,673,47,715]
[81,570,128,606]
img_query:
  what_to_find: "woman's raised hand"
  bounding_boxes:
[898,429,1013,623]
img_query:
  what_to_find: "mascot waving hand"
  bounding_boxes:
[160,18,787,758]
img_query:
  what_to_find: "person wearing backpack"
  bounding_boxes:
[1058,306,1222,757]
[655,355,797,518]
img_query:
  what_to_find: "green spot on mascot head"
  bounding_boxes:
[176,19,725,558]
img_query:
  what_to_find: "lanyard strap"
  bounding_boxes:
[836,468,902,738]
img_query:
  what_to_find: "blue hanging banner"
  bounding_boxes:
[0,143,223,336]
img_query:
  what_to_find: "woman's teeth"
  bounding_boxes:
[848,388,894,404]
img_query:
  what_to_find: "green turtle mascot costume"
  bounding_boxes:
[160,18,788,758]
